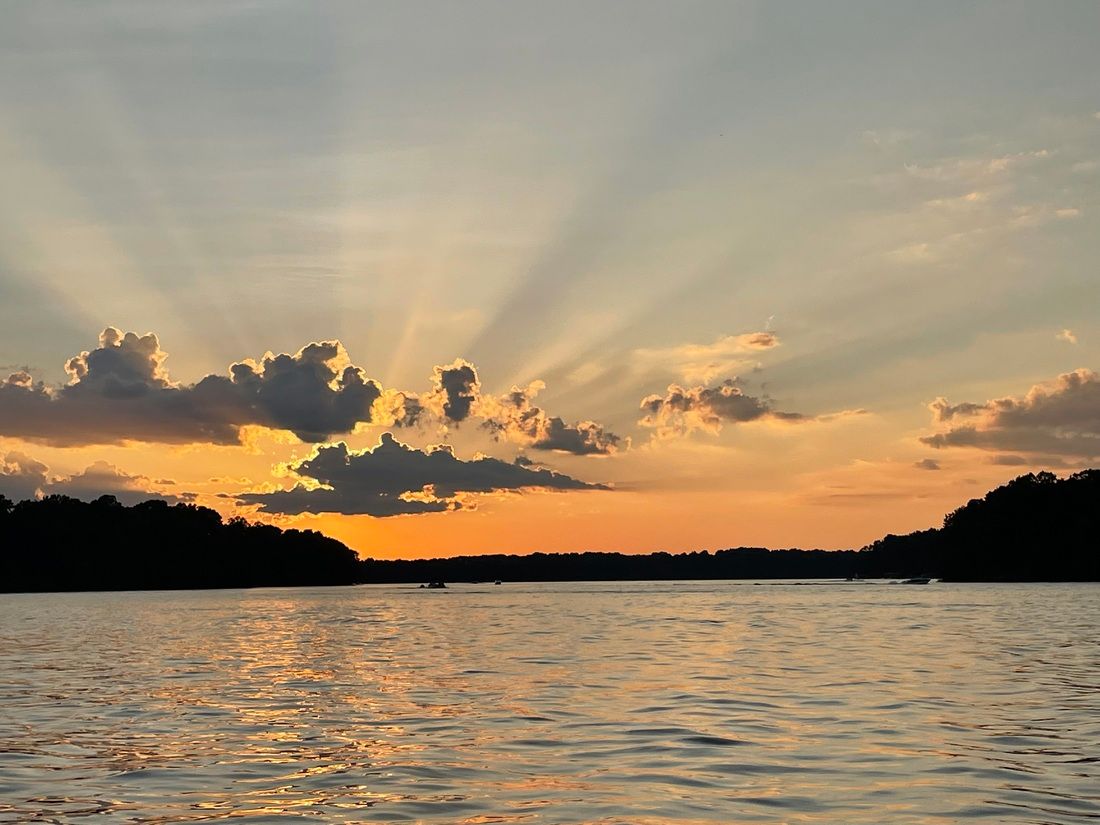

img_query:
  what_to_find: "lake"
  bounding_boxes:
[1,581,1098,823]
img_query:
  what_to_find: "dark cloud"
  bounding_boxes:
[431,359,480,423]
[238,432,608,516]
[921,369,1100,459]
[0,328,382,446]
[393,365,623,456]
[479,381,622,455]
[928,398,987,422]
[1,329,620,454]
[913,458,941,470]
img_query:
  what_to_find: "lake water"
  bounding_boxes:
[1,581,1098,823]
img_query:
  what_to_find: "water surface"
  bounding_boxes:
[1,581,1098,823]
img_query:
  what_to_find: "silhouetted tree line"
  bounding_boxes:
[1,471,1096,592]
[859,470,1100,581]
[363,471,1099,584]
[359,547,863,584]
[0,495,360,592]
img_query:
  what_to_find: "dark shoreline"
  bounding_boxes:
[3,470,1098,592]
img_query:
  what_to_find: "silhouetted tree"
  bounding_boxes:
[3,471,1097,592]
[0,495,360,593]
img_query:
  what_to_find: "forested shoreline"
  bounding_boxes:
[2,470,1097,592]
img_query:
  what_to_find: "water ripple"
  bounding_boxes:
[0,581,1097,823]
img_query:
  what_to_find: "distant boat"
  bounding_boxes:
[494,580,502,585]
[900,576,932,585]
[420,581,446,589]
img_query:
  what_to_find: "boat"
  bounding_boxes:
[419,581,447,589]
[900,576,932,585]
[494,580,502,585]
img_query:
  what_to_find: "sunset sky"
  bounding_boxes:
[1,2,1098,557]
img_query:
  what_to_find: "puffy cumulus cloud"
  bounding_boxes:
[237,432,608,516]
[0,328,620,455]
[217,341,381,442]
[1057,328,1078,345]
[0,451,49,501]
[638,379,806,437]
[63,328,170,394]
[397,360,623,456]
[45,461,188,506]
[0,328,382,446]
[634,331,781,383]
[921,369,1100,459]
[477,381,622,456]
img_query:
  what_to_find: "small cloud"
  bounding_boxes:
[477,380,623,456]
[634,331,781,383]
[1071,160,1099,174]
[1057,329,1078,345]
[913,458,941,471]
[1055,207,1081,220]
[637,378,861,439]
[924,190,990,210]
[887,242,935,264]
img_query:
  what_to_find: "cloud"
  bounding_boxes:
[477,381,622,455]
[913,458,941,471]
[399,359,624,456]
[1057,328,1078,345]
[928,398,989,422]
[46,461,187,506]
[903,149,1051,184]
[427,359,480,423]
[634,331,780,383]
[638,379,803,437]
[0,328,623,455]
[989,454,1073,469]
[238,432,608,516]
[0,451,185,504]
[921,368,1100,459]
[0,328,382,446]
[0,451,49,501]
[638,377,865,439]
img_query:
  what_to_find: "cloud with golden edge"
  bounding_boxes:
[236,432,610,517]
[638,378,862,439]
[0,328,620,456]
[0,450,187,505]
[922,368,1100,460]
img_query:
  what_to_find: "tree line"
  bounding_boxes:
[1,470,1097,592]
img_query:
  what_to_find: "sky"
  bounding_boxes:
[1,1,1098,557]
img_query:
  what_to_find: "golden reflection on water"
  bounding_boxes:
[0,582,1098,823]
